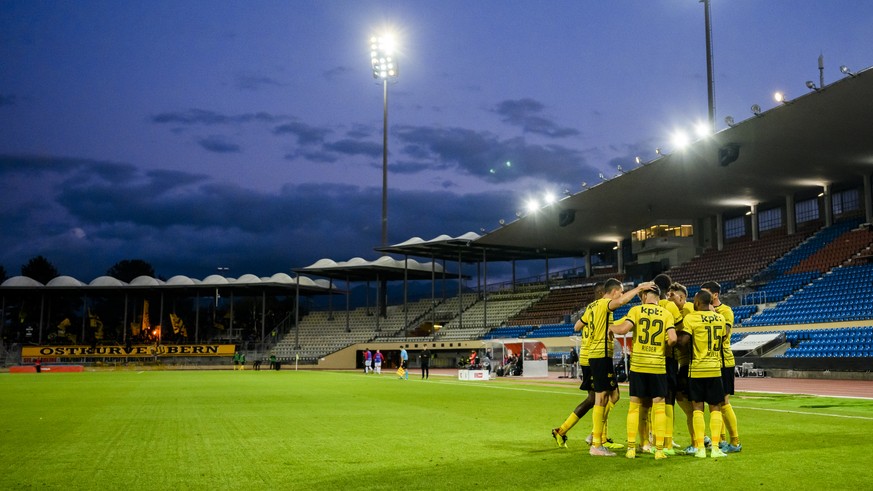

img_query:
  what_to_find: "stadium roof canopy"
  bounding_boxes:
[0,273,339,295]
[293,256,468,282]
[391,66,873,261]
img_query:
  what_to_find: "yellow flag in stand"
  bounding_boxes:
[396,367,406,377]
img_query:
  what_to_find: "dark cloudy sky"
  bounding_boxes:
[2,1,872,282]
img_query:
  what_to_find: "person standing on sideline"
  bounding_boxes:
[239,351,246,370]
[374,349,384,375]
[420,346,431,379]
[363,348,372,374]
[232,351,240,370]
[569,346,579,379]
[399,347,409,380]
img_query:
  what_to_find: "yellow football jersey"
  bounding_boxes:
[674,301,694,366]
[715,303,736,368]
[684,310,727,378]
[577,301,596,367]
[586,297,615,359]
[624,303,675,374]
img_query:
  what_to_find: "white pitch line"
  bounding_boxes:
[426,379,873,421]
[733,405,873,421]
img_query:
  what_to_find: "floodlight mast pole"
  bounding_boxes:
[382,77,388,248]
[702,0,715,129]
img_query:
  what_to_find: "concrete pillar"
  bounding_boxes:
[823,184,833,227]
[616,241,624,275]
[750,204,759,241]
[785,194,796,235]
[716,213,724,251]
[864,175,873,224]
[585,249,592,278]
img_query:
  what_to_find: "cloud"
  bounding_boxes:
[494,98,580,138]
[0,94,16,107]
[0,154,519,281]
[198,135,241,153]
[151,109,286,125]
[272,121,331,145]
[323,139,382,157]
[393,125,594,184]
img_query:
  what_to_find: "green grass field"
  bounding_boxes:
[1,370,872,490]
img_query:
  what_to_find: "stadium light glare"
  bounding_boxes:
[671,131,690,150]
[635,156,642,165]
[525,199,540,214]
[543,192,557,205]
[774,91,787,104]
[694,121,712,138]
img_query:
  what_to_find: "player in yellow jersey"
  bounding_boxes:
[683,290,728,458]
[652,274,683,454]
[610,285,677,460]
[700,281,742,453]
[667,282,703,453]
[551,282,604,448]
[587,278,655,457]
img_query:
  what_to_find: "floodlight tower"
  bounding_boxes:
[369,32,399,248]
[369,32,399,319]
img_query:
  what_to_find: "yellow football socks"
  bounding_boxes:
[626,401,640,447]
[559,413,580,436]
[591,405,605,447]
[710,411,724,447]
[653,402,667,450]
[692,410,705,449]
[723,403,740,445]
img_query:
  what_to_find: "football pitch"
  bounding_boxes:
[1,370,871,490]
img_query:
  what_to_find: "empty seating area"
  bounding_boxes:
[529,323,575,338]
[482,325,534,339]
[505,284,592,326]
[789,224,873,274]
[667,232,808,287]
[744,263,873,326]
[781,326,873,358]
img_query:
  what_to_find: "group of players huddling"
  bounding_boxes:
[551,274,743,459]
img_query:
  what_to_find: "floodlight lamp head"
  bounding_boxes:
[499,219,506,226]
[774,91,787,104]
[617,165,624,173]
[840,65,856,77]
[369,34,399,80]
[724,115,735,127]
[581,181,588,189]
[598,172,606,181]
[805,80,820,91]
[655,147,663,156]
[751,104,762,116]
[635,156,642,165]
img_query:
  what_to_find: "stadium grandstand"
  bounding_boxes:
[4,64,873,379]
